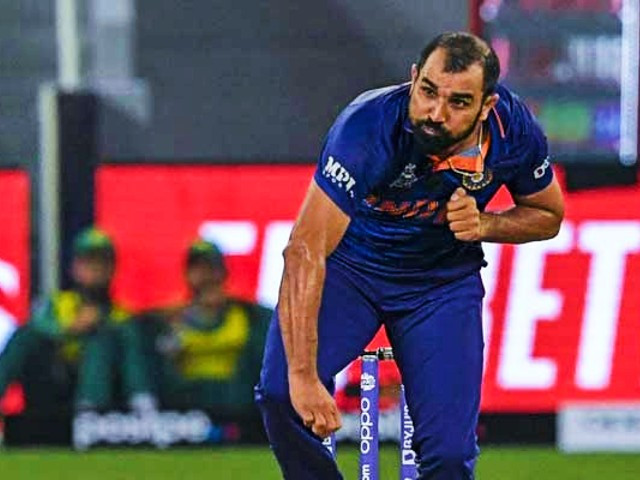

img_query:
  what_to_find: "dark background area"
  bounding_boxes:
[0,1,467,167]
[102,0,466,161]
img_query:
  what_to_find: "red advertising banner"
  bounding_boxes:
[96,165,640,412]
[481,181,640,411]
[96,165,315,309]
[0,169,30,413]
[0,170,30,325]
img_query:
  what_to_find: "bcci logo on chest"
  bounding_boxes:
[462,168,493,191]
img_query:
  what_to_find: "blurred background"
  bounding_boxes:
[0,0,639,478]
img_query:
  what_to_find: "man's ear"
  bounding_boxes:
[411,63,418,81]
[410,64,418,94]
[480,93,499,121]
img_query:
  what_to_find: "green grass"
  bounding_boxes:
[1,446,640,479]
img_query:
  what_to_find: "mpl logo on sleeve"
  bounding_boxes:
[323,156,356,198]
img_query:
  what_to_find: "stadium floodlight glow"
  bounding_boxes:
[619,0,639,166]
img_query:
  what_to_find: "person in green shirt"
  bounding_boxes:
[0,228,154,413]
[142,239,272,413]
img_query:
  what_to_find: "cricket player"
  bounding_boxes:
[255,32,564,479]
[0,228,154,412]
[144,239,272,411]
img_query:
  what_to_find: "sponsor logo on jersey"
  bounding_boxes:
[390,163,419,189]
[462,168,494,191]
[365,195,440,220]
[534,156,551,179]
[323,156,356,198]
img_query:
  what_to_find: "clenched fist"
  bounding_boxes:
[289,372,342,439]
[446,187,484,242]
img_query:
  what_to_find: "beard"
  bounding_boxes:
[412,108,483,156]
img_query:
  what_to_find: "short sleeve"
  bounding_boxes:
[506,121,554,196]
[313,112,377,217]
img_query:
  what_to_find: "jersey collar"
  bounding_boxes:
[430,126,491,173]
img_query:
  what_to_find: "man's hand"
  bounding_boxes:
[69,304,101,334]
[289,373,342,439]
[446,187,483,242]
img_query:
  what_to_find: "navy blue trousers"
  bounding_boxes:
[256,258,484,479]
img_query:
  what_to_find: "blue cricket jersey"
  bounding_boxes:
[313,83,553,284]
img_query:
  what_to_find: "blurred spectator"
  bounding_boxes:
[140,239,272,413]
[0,228,154,413]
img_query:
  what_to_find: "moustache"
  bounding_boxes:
[412,119,458,155]
[414,120,447,136]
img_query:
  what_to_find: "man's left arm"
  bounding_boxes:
[448,114,564,244]
[482,176,564,243]
[446,177,564,244]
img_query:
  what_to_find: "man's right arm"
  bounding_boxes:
[278,179,350,438]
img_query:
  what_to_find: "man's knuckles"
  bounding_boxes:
[446,198,476,213]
